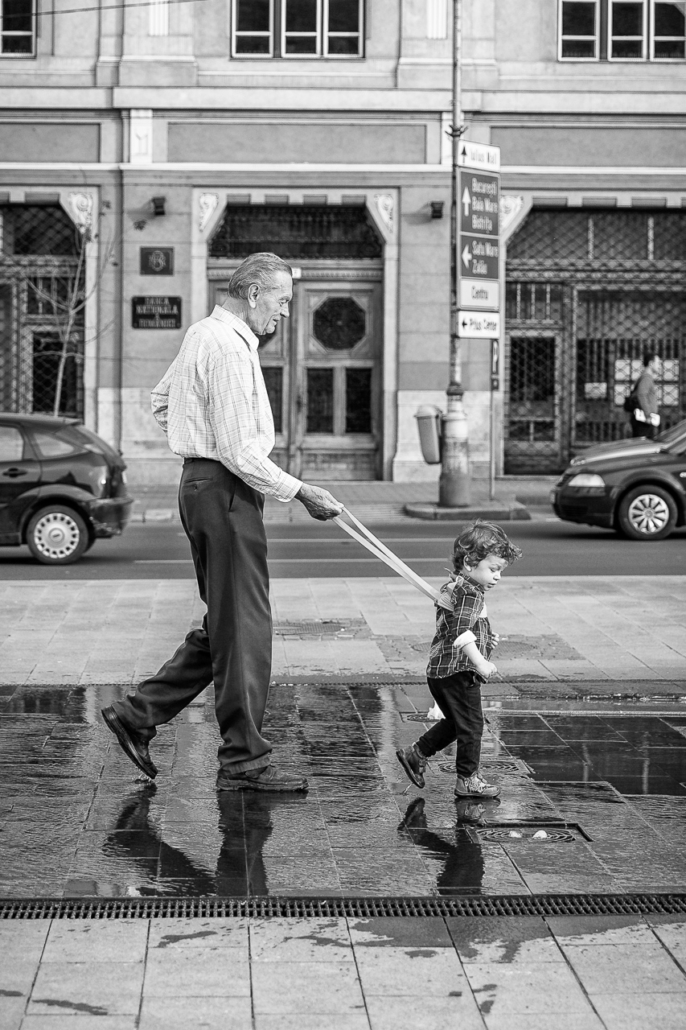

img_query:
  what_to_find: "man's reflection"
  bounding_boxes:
[398,796,499,895]
[103,786,298,895]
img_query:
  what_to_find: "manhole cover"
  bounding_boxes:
[470,823,589,844]
[438,759,532,776]
[274,620,368,638]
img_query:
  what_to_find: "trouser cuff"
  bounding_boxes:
[222,755,272,775]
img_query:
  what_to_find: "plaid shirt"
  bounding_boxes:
[426,574,495,679]
[151,306,301,502]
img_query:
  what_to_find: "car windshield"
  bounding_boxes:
[655,419,686,449]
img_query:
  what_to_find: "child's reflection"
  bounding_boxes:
[398,796,499,895]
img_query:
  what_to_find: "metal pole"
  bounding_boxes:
[439,0,471,508]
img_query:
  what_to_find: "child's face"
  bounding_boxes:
[464,552,508,591]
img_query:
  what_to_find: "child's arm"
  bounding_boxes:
[459,640,498,679]
[451,588,498,678]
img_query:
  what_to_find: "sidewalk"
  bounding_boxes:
[1,575,684,694]
[129,477,555,524]
[2,573,685,1030]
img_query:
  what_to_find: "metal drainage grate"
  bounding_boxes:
[438,759,533,776]
[273,621,369,638]
[476,828,578,844]
[2,894,686,920]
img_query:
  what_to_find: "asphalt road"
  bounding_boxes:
[0,513,685,580]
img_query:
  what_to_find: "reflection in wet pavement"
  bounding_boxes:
[1,681,686,897]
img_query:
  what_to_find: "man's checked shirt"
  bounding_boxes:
[151,306,302,502]
[426,574,495,679]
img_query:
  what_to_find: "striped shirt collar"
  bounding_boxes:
[209,305,260,351]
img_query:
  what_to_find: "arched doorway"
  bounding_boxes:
[208,204,384,480]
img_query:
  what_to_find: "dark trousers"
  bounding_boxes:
[415,671,484,778]
[114,459,273,774]
[631,418,655,439]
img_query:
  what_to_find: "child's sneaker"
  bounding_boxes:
[396,744,428,788]
[454,772,500,799]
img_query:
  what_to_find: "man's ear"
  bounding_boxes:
[247,283,260,309]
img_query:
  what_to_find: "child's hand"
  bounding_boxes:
[476,660,498,679]
[491,633,500,648]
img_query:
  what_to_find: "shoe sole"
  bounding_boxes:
[102,708,158,780]
[395,749,425,789]
[216,779,308,793]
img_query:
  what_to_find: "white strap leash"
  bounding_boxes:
[333,507,451,610]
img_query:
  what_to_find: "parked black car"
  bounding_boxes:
[0,413,133,564]
[551,419,686,541]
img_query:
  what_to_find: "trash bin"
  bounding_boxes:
[415,405,443,464]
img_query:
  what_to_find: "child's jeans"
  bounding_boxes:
[415,671,484,778]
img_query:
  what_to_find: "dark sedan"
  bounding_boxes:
[551,419,686,541]
[0,413,133,564]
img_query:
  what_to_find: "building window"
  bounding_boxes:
[1,0,35,56]
[232,0,363,58]
[560,1,599,58]
[560,1,685,59]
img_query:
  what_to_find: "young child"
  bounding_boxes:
[396,520,522,799]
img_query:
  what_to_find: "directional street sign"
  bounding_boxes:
[457,140,500,172]
[456,141,500,334]
[457,310,501,340]
[460,171,499,237]
[460,279,499,310]
[460,234,499,281]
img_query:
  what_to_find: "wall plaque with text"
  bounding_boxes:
[132,296,182,329]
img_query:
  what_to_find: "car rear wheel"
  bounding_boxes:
[617,486,677,541]
[26,505,89,564]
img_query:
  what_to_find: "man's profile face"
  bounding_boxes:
[248,272,293,336]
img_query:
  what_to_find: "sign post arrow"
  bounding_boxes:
[462,186,471,217]
[461,244,472,270]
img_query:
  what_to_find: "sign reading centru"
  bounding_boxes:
[132,296,182,330]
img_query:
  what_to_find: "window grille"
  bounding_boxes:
[505,208,686,473]
[208,204,383,260]
[0,206,85,419]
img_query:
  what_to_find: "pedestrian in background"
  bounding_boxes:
[102,252,342,793]
[630,352,661,439]
[396,520,522,800]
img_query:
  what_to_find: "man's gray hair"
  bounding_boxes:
[227,252,293,300]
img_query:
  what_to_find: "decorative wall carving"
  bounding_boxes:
[500,195,524,234]
[67,192,94,234]
[373,194,394,234]
[130,110,153,165]
[198,193,219,232]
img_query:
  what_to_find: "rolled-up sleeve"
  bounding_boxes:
[207,350,301,501]
[151,364,173,435]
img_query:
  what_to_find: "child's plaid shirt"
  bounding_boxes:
[426,574,495,679]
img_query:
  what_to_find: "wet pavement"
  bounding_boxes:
[2,680,686,899]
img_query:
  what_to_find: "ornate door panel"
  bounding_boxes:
[209,274,382,480]
[294,280,381,481]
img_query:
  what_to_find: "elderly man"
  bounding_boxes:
[102,253,342,792]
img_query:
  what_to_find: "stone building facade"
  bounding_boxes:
[1,1,685,485]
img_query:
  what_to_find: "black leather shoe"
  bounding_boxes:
[101,706,157,780]
[216,765,308,793]
[396,744,428,788]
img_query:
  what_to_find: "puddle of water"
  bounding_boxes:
[1,683,685,897]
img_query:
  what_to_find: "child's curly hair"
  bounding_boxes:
[451,519,522,573]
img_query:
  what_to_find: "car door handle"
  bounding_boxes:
[1,467,28,478]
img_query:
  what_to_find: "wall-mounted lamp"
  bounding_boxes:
[151,196,166,217]
[430,201,444,220]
